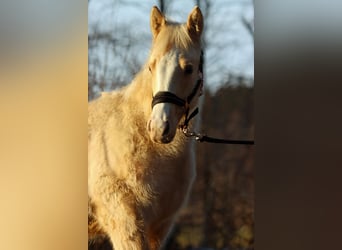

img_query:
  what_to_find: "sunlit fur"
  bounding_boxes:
[151,23,194,54]
[88,6,203,250]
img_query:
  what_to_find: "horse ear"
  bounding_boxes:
[187,6,203,41]
[150,6,166,39]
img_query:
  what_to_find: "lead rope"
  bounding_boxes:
[182,128,255,145]
[180,113,254,145]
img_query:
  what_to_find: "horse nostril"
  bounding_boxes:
[162,121,170,136]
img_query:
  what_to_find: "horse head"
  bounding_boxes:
[147,6,204,144]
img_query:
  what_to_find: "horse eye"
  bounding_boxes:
[184,65,193,75]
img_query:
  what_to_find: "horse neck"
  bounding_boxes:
[126,66,153,121]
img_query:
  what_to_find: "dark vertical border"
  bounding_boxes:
[256,1,342,250]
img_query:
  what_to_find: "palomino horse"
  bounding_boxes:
[88,6,204,250]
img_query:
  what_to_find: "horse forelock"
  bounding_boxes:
[150,23,200,59]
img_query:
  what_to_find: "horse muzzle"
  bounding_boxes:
[147,118,176,144]
[148,102,182,144]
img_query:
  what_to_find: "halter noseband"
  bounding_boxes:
[151,51,204,129]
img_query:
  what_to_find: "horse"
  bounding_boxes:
[88,6,204,250]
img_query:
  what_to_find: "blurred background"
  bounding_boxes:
[88,0,254,249]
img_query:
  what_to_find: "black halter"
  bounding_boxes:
[150,51,255,145]
[151,51,204,129]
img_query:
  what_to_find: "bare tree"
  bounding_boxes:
[242,15,254,39]
[158,0,170,13]
[88,1,151,100]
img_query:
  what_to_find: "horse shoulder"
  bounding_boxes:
[88,91,127,185]
[89,90,144,181]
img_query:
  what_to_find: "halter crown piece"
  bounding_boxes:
[151,51,204,130]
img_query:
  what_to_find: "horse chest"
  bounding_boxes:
[137,155,196,224]
[148,152,195,198]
